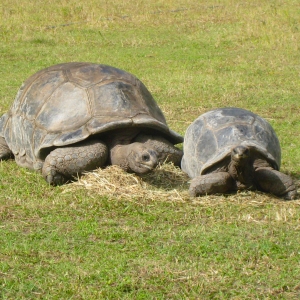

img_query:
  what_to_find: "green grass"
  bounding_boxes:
[1,0,300,298]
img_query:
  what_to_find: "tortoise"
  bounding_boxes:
[0,62,183,185]
[181,107,297,200]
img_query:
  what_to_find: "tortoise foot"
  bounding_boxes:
[255,168,297,200]
[44,169,68,186]
[189,172,234,197]
[42,139,108,185]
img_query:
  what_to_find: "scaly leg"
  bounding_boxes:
[189,172,234,197]
[255,168,297,200]
[42,139,108,185]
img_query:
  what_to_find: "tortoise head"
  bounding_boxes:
[127,143,158,174]
[231,145,250,163]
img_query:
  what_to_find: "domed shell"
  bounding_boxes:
[181,107,281,178]
[0,62,183,170]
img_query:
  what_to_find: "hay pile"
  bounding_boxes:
[64,163,191,202]
[63,164,300,205]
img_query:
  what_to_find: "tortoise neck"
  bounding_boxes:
[108,128,140,148]
[228,157,255,190]
[109,144,131,171]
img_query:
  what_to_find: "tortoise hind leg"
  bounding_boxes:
[255,168,297,200]
[189,172,234,197]
[42,139,108,185]
[0,136,13,160]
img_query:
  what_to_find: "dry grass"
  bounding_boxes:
[64,163,300,208]
[64,164,190,203]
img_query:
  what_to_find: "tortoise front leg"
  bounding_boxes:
[42,139,108,185]
[189,172,234,197]
[0,136,13,160]
[255,168,297,200]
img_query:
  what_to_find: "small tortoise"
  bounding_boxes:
[181,107,297,200]
[0,62,183,185]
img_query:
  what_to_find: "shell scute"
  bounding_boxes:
[89,81,142,117]
[36,82,91,132]
[205,108,255,130]
[215,124,254,149]
[14,70,66,120]
[66,63,135,88]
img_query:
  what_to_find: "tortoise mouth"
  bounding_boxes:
[136,156,158,173]
[131,162,156,175]
[137,163,154,173]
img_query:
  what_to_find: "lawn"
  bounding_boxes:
[0,0,300,298]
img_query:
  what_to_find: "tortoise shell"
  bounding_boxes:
[0,62,183,170]
[181,107,281,178]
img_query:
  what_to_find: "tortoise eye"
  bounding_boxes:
[142,154,150,162]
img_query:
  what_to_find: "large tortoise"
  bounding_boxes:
[0,62,183,185]
[181,107,297,200]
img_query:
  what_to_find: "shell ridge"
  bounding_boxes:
[200,124,219,175]
[14,82,33,115]
[201,115,210,167]
[85,87,93,118]
[63,68,70,82]
[0,113,10,136]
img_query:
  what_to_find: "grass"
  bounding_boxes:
[0,0,300,298]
